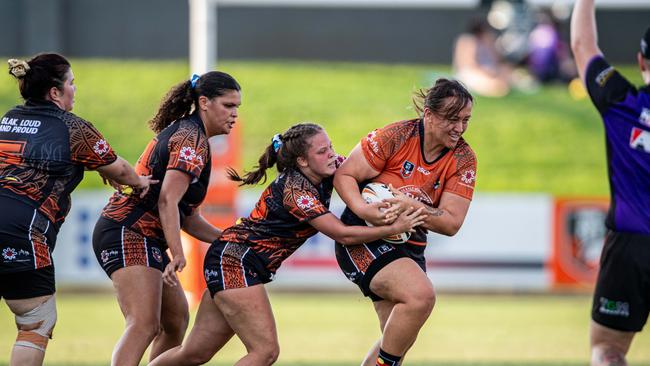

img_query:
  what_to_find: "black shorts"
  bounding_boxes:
[0,197,57,274]
[335,240,427,302]
[591,231,650,332]
[203,240,273,298]
[92,217,169,278]
[0,266,55,300]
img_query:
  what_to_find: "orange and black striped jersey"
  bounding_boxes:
[341,118,477,245]
[220,168,332,274]
[0,99,117,229]
[101,113,211,245]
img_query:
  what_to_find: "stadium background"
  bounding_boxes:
[1,0,650,364]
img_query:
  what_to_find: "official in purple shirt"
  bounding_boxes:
[571,1,650,365]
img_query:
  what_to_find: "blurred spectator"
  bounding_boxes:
[527,11,578,83]
[453,18,512,97]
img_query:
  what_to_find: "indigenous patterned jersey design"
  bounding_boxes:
[101,113,211,245]
[341,119,477,245]
[0,99,117,227]
[0,100,116,273]
[585,56,650,235]
[220,169,332,273]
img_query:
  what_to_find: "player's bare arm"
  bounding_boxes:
[181,207,222,243]
[571,0,603,83]
[334,144,398,225]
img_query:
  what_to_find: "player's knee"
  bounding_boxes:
[263,344,280,365]
[591,343,628,366]
[14,295,57,352]
[128,316,161,340]
[405,286,436,315]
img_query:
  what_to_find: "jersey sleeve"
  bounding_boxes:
[585,56,635,115]
[283,178,330,223]
[360,125,399,172]
[443,143,477,201]
[167,123,209,180]
[67,116,117,169]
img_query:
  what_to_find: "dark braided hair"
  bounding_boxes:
[413,78,473,120]
[228,123,324,186]
[8,53,70,101]
[148,71,240,133]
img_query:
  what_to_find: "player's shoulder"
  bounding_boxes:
[451,138,477,164]
[585,56,637,113]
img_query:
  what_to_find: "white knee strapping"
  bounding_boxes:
[14,295,57,351]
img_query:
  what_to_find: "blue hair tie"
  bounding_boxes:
[272,134,283,153]
[190,74,200,89]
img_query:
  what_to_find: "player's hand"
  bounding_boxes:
[132,175,159,198]
[392,206,427,233]
[162,255,186,287]
[99,173,122,191]
[360,201,400,226]
[384,184,419,215]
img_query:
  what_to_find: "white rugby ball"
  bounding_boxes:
[361,182,411,244]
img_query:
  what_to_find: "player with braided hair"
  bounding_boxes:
[149,122,427,366]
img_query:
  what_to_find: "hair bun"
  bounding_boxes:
[8,59,30,78]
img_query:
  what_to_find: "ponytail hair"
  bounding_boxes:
[228,122,324,186]
[8,53,71,101]
[148,71,241,133]
[413,78,473,120]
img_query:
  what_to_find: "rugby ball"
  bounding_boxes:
[361,182,411,244]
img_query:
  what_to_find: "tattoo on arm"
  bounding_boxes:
[426,207,444,217]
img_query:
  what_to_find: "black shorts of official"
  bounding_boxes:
[335,240,427,302]
[0,266,55,300]
[591,230,650,332]
[203,240,273,298]
[92,217,169,278]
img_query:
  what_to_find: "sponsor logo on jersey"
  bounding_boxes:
[417,166,430,176]
[595,66,615,87]
[366,130,380,153]
[151,247,163,263]
[460,169,476,185]
[598,297,630,317]
[296,195,316,210]
[640,108,650,127]
[630,127,650,153]
[401,160,415,179]
[179,146,197,162]
[93,139,110,155]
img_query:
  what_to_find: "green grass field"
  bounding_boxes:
[1,293,649,365]
[0,59,643,194]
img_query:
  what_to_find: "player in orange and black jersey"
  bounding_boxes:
[149,123,426,366]
[334,79,476,366]
[0,54,152,366]
[92,71,242,366]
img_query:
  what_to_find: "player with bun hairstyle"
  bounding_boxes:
[93,71,241,366]
[334,78,477,366]
[0,53,154,366]
[571,1,650,365]
[149,122,426,366]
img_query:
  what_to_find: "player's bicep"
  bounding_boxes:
[335,144,381,183]
[159,169,192,205]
